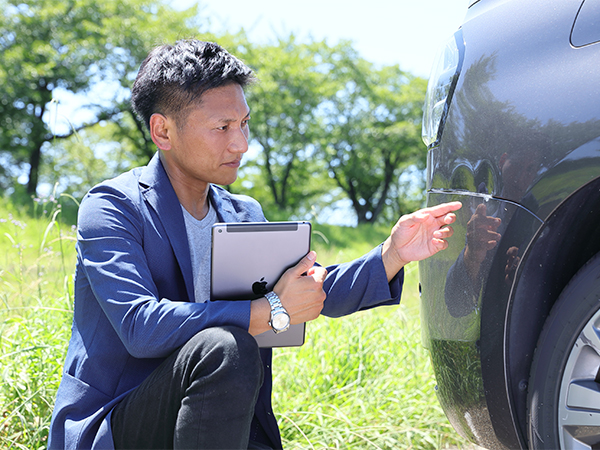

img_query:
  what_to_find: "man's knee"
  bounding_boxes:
[186,326,264,393]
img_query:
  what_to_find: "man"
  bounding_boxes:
[49,40,461,449]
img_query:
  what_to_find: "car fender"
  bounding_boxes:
[504,175,600,445]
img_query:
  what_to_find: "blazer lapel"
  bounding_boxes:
[209,186,236,223]
[138,154,195,302]
[208,184,265,223]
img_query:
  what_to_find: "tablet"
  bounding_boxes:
[210,221,311,347]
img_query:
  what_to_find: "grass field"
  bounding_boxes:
[0,197,472,449]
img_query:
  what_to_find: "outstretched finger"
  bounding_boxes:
[427,201,463,218]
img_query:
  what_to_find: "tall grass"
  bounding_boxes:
[0,195,76,449]
[0,199,471,449]
[276,226,469,449]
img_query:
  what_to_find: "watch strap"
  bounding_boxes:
[265,291,290,333]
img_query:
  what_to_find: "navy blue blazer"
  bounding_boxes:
[49,154,403,449]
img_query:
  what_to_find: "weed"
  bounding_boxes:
[0,196,76,449]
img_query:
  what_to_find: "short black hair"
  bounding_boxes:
[131,40,255,130]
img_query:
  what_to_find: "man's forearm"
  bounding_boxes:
[248,297,271,336]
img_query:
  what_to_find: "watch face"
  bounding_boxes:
[272,312,290,330]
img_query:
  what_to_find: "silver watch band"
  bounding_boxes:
[265,291,290,333]
[265,291,284,310]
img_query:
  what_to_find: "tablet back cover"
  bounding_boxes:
[211,221,311,347]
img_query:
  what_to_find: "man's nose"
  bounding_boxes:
[230,126,249,153]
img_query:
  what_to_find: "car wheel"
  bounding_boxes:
[528,252,600,450]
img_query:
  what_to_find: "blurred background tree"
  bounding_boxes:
[0,0,201,198]
[231,37,426,223]
[318,54,427,223]
[0,0,428,225]
[230,36,341,220]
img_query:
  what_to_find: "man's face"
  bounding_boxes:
[161,83,250,189]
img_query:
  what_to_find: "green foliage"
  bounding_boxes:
[311,222,392,265]
[231,35,341,218]
[0,197,76,449]
[275,312,452,448]
[0,0,200,195]
[229,35,428,224]
[273,266,469,449]
[1,0,428,223]
[41,118,151,200]
[42,129,113,200]
[319,58,428,223]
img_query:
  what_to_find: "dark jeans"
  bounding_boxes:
[111,326,264,450]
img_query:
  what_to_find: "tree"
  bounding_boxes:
[231,36,340,219]
[0,0,200,196]
[319,55,427,223]
[231,37,427,224]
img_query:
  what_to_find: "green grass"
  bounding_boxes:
[0,198,472,449]
[0,196,76,449]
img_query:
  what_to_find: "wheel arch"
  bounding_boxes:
[505,176,600,444]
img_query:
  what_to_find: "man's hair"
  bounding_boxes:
[131,40,255,130]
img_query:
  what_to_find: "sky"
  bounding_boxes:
[182,0,470,77]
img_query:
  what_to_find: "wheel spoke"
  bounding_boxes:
[566,380,600,412]
[560,432,593,450]
[560,385,600,450]
[562,406,600,428]
[580,323,600,355]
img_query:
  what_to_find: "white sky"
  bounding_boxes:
[184,0,469,77]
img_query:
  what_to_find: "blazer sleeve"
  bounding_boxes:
[76,184,251,359]
[320,244,403,318]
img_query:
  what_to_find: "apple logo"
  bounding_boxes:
[252,277,269,296]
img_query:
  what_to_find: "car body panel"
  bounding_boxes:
[420,0,600,448]
[421,191,542,449]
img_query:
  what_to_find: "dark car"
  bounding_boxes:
[419,0,600,448]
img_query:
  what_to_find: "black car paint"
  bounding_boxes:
[420,0,600,448]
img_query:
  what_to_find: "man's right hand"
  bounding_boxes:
[248,251,326,336]
[274,251,327,324]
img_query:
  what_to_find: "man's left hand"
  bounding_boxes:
[381,202,462,281]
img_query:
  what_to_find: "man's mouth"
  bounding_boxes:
[223,158,242,168]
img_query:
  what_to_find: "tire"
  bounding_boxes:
[527,252,600,449]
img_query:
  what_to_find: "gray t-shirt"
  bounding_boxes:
[181,202,218,303]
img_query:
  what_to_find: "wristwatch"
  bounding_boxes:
[265,291,290,333]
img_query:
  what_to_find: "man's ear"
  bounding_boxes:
[149,113,172,151]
